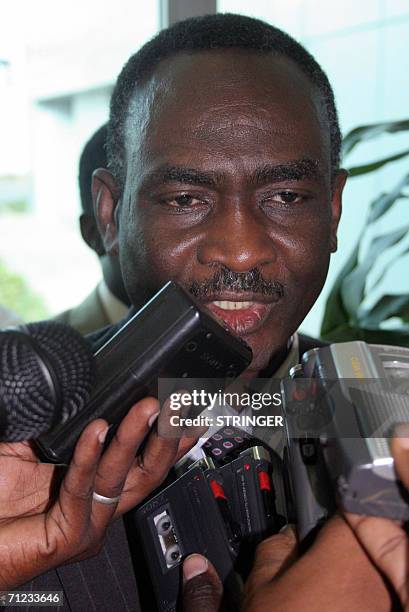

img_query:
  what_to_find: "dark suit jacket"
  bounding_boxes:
[7,331,326,611]
[7,519,140,612]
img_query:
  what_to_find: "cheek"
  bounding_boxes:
[127,215,201,284]
[277,218,332,289]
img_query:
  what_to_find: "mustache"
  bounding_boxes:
[188,267,284,299]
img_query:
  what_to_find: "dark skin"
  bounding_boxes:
[94,49,345,377]
[79,212,131,306]
[0,398,199,588]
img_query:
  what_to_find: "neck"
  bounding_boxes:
[100,256,131,306]
[241,343,290,380]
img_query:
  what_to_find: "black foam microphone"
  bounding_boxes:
[0,321,94,442]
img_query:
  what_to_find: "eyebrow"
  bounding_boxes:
[140,165,222,190]
[140,158,321,191]
[252,159,320,184]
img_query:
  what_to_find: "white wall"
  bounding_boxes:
[0,0,160,316]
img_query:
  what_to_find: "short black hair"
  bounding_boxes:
[79,123,108,215]
[107,13,341,191]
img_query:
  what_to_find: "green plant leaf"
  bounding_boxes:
[321,324,409,346]
[321,119,409,341]
[342,119,409,158]
[360,294,409,326]
[366,243,409,294]
[321,324,364,342]
[320,242,360,335]
[340,224,409,319]
[347,148,409,177]
[367,173,409,223]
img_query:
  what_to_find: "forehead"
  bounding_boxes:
[123,49,331,181]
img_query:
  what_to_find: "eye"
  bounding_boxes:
[162,193,206,208]
[260,190,307,210]
[271,191,303,204]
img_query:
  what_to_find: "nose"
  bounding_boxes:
[197,202,276,272]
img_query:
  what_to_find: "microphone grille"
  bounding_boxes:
[0,321,94,441]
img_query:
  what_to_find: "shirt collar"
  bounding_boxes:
[272,333,299,379]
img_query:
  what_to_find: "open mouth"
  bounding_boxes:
[203,295,280,335]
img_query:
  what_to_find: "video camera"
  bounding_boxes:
[282,340,409,540]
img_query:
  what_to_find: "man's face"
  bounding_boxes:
[99,50,346,375]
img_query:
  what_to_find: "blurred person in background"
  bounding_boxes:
[54,124,130,334]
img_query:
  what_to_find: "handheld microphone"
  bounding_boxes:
[0,321,95,442]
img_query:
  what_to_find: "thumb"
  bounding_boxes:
[243,525,298,604]
[182,554,223,612]
[392,425,409,490]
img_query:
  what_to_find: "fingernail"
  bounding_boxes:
[148,411,160,428]
[395,423,409,447]
[98,426,109,444]
[279,523,296,534]
[183,554,208,581]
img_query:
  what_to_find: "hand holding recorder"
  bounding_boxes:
[182,515,391,612]
[0,395,198,589]
[0,282,250,589]
[345,428,409,611]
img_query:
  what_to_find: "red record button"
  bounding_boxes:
[258,471,272,491]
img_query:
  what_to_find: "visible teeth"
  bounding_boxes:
[212,300,254,310]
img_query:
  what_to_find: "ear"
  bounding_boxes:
[79,214,105,256]
[92,168,121,256]
[329,169,348,253]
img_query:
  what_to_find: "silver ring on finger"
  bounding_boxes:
[92,491,121,505]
